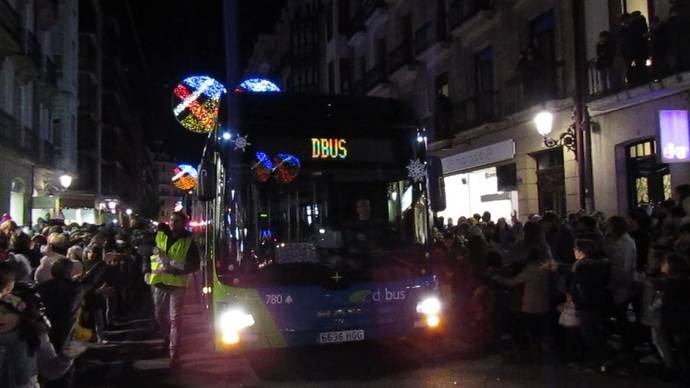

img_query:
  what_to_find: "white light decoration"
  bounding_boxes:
[222,132,232,140]
[125,209,133,216]
[406,159,427,183]
[234,134,250,152]
[107,201,117,210]
[59,174,72,189]
[534,111,554,137]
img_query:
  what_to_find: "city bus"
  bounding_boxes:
[198,92,445,351]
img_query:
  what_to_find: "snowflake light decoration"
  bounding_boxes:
[172,76,227,134]
[406,159,426,183]
[234,134,250,152]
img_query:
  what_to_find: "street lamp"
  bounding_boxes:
[125,208,133,216]
[107,200,117,210]
[534,110,576,153]
[59,174,72,190]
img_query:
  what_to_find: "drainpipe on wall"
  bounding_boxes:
[572,0,595,213]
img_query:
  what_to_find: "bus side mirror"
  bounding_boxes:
[426,156,446,212]
[196,155,216,202]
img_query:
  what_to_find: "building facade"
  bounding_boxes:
[248,0,690,220]
[0,0,79,226]
[153,151,183,222]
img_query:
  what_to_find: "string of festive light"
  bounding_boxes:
[172,75,227,134]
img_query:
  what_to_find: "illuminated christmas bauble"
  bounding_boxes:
[172,76,227,133]
[172,164,198,190]
[235,78,281,93]
[274,153,300,184]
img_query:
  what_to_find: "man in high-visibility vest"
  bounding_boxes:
[149,211,199,368]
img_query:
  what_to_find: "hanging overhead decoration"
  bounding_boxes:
[234,134,251,152]
[172,164,199,190]
[235,77,281,93]
[274,153,300,184]
[406,159,426,183]
[252,151,273,183]
[251,152,301,184]
[172,75,227,133]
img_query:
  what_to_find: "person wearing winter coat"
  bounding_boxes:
[568,239,612,366]
[493,248,552,359]
[0,292,76,388]
[660,253,690,380]
[641,246,673,372]
[34,233,69,284]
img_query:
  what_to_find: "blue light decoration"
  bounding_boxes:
[235,77,281,93]
[253,151,274,183]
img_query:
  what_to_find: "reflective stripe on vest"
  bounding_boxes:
[148,231,192,287]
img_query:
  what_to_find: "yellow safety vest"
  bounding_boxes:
[147,231,192,287]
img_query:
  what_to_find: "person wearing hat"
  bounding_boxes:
[34,233,69,284]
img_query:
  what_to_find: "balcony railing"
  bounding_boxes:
[0,108,17,147]
[0,0,19,43]
[502,61,565,116]
[415,21,446,55]
[387,40,414,75]
[19,28,41,67]
[364,62,386,91]
[40,139,55,166]
[448,0,494,31]
[454,91,497,133]
[42,56,57,87]
[349,0,387,36]
[21,127,39,154]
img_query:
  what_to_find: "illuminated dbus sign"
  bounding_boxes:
[311,138,348,159]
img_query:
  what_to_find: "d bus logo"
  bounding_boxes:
[311,138,348,159]
[349,288,406,303]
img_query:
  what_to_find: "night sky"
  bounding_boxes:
[114,1,284,162]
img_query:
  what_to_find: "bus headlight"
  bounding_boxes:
[219,309,255,344]
[416,297,441,316]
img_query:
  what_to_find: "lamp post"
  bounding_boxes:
[59,174,72,190]
[534,111,576,154]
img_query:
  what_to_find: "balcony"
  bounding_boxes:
[453,91,497,133]
[349,0,388,37]
[448,0,495,34]
[16,29,41,81]
[364,62,387,92]
[0,108,18,149]
[414,21,449,61]
[39,139,55,167]
[36,0,58,29]
[387,40,416,81]
[20,127,39,156]
[0,0,19,55]
[502,61,565,116]
[37,56,58,99]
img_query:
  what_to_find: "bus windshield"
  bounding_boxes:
[211,95,429,286]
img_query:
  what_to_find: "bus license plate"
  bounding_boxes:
[318,330,365,344]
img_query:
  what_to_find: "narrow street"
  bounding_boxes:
[75,291,683,388]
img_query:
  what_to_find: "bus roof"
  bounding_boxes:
[231,93,419,131]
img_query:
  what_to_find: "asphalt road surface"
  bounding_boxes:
[75,298,684,388]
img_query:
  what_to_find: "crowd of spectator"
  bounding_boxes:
[0,216,155,387]
[433,183,690,383]
[595,7,690,92]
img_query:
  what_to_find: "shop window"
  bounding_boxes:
[626,139,670,209]
[534,148,565,216]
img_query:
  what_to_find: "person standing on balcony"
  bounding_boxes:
[627,11,649,84]
[595,31,618,91]
[649,16,669,80]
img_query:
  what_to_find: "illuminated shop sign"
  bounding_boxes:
[311,138,348,159]
[659,110,690,163]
